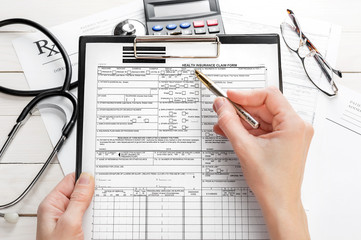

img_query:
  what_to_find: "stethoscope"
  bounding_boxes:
[0,18,77,223]
[0,18,146,223]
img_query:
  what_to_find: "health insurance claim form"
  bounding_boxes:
[81,39,280,240]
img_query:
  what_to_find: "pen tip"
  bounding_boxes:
[195,69,201,77]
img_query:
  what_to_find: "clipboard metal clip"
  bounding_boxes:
[134,35,220,59]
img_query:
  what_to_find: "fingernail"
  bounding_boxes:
[78,173,92,185]
[214,97,225,112]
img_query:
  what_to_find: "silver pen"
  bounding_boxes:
[195,70,260,129]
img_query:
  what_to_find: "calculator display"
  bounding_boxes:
[144,0,225,35]
[153,1,211,18]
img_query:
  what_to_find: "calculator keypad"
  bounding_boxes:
[148,16,224,35]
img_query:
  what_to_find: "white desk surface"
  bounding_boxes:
[0,0,360,239]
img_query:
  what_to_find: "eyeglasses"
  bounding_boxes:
[280,9,342,97]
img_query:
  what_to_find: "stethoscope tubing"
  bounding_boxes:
[0,18,78,212]
[0,81,78,97]
[16,90,78,136]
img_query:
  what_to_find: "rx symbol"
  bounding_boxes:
[33,40,60,57]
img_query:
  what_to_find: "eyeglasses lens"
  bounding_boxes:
[304,53,335,94]
[281,20,300,51]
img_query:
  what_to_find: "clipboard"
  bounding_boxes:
[77,34,282,239]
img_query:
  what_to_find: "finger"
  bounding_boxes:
[213,97,255,153]
[227,87,294,116]
[239,113,273,132]
[37,173,75,217]
[52,173,76,198]
[37,173,76,234]
[213,124,226,137]
[63,172,95,222]
[215,118,272,136]
[228,87,297,131]
[214,97,273,134]
[244,105,273,124]
[257,118,273,132]
[248,128,269,136]
[218,105,263,131]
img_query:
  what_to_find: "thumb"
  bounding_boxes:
[65,173,95,221]
[214,97,254,153]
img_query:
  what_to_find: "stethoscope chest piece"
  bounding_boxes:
[113,19,147,36]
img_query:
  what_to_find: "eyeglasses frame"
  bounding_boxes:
[280,9,342,97]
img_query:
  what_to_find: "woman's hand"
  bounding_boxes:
[36,173,95,240]
[213,87,313,239]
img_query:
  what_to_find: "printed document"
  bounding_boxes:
[91,66,266,240]
[304,85,361,239]
[80,39,281,239]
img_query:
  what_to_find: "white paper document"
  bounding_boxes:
[304,85,361,239]
[80,39,281,239]
[12,1,145,174]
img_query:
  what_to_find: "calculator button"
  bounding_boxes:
[152,25,163,31]
[166,24,177,30]
[208,26,220,33]
[182,29,192,35]
[180,22,191,29]
[207,19,218,26]
[193,20,205,28]
[194,28,206,34]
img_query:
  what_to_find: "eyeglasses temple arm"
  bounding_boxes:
[314,54,332,80]
[287,9,302,35]
[314,53,343,79]
[332,68,343,78]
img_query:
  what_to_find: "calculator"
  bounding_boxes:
[143,0,225,36]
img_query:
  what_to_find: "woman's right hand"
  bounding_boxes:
[213,87,313,240]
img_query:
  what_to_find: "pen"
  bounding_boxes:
[195,70,260,129]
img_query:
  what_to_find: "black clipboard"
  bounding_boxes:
[76,34,283,179]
